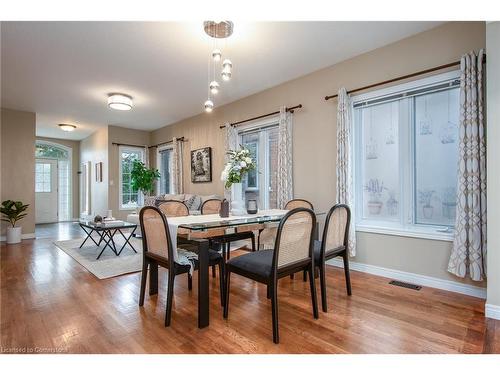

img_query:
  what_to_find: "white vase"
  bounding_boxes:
[6,227,22,244]
[230,182,246,216]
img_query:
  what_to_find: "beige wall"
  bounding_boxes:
[150,22,486,287]
[80,127,109,217]
[486,22,500,307]
[36,136,80,219]
[1,108,36,236]
[108,125,151,220]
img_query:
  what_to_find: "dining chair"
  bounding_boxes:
[158,200,189,217]
[223,207,319,344]
[138,206,224,326]
[315,204,352,312]
[201,198,256,279]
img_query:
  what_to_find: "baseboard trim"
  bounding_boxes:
[327,258,486,299]
[485,304,500,320]
[0,233,36,242]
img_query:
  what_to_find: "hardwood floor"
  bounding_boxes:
[1,222,498,354]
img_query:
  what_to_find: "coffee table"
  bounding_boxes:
[79,221,138,259]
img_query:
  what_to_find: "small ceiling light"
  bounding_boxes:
[108,94,133,111]
[221,69,232,81]
[209,81,220,95]
[204,99,214,113]
[58,124,77,132]
[212,49,222,62]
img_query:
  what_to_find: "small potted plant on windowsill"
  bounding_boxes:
[441,187,457,220]
[364,179,386,215]
[419,190,435,220]
[1,200,30,244]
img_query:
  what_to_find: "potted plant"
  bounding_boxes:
[419,190,435,219]
[441,187,457,221]
[221,146,256,215]
[130,159,160,202]
[1,200,30,244]
[364,179,386,215]
[386,190,398,216]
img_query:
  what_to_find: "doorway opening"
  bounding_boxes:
[35,141,72,223]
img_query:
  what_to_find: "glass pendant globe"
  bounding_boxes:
[209,81,220,94]
[221,69,231,81]
[204,99,214,113]
[212,49,222,62]
[222,59,232,69]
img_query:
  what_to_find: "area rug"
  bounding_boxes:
[54,235,144,279]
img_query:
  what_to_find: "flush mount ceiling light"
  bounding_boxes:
[58,124,77,132]
[202,21,234,112]
[108,94,133,111]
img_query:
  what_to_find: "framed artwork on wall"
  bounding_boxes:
[191,147,212,183]
[95,162,103,183]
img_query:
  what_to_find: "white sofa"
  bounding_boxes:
[127,193,221,236]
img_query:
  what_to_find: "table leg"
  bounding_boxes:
[197,239,210,329]
[117,227,137,255]
[79,225,100,248]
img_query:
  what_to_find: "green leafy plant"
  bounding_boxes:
[130,160,160,195]
[1,200,29,227]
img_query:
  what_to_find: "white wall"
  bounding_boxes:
[486,22,500,315]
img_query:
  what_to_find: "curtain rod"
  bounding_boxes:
[148,136,186,149]
[112,142,148,148]
[218,104,303,129]
[324,54,487,101]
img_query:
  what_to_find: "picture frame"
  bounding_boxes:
[191,147,212,183]
[95,162,103,183]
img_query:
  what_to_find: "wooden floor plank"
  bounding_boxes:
[1,222,498,354]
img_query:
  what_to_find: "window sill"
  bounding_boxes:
[356,224,454,242]
[120,206,139,211]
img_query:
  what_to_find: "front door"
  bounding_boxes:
[35,158,58,223]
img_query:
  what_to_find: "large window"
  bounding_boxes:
[354,71,460,239]
[157,146,173,195]
[119,146,144,209]
[239,122,279,209]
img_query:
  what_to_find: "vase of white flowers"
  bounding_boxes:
[221,147,256,215]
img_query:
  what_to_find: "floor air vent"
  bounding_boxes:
[389,280,422,290]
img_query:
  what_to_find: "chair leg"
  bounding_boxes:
[226,242,231,260]
[251,233,256,251]
[149,261,158,296]
[303,269,307,282]
[308,265,319,319]
[188,273,193,291]
[165,272,175,327]
[139,260,148,306]
[212,265,216,278]
[319,264,328,312]
[267,284,271,299]
[290,273,294,280]
[219,261,225,307]
[223,270,231,318]
[343,252,352,296]
[271,282,279,344]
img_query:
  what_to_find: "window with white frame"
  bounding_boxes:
[119,146,145,209]
[239,121,279,210]
[156,145,174,195]
[353,71,460,240]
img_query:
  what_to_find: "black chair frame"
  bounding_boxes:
[223,207,319,344]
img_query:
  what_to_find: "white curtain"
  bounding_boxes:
[224,122,238,200]
[172,137,184,194]
[336,88,356,257]
[447,49,486,281]
[277,106,294,209]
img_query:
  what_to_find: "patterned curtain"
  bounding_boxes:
[172,137,184,194]
[447,49,486,281]
[336,88,356,257]
[143,146,149,168]
[277,106,293,209]
[224,123,238,200]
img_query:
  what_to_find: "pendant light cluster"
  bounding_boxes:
[203,21,234,113]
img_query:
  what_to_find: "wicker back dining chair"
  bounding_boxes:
[315,204,352,312]
[284,198,314,211]
[139,206,224,326]
[200,198,222,215]
[158,200,189,217]
[223,207,319,343]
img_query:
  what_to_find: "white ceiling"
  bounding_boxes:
[1,21,444,140]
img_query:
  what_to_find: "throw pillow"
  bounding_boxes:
[184,195,202,211]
